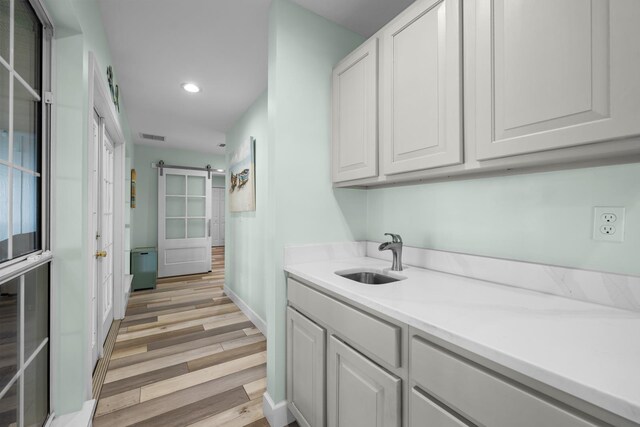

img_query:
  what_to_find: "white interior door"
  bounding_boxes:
[158,168,212,277]
[90,113,100,369]
[98,129,115,348]
[210,187,225,246]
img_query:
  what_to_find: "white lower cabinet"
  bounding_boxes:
[286,278,627,427]
[327,336,401,427]
[287,307,326,427]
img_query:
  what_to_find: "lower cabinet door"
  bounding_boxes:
[287,307,326,427]
[410,386,473,427]
[327,335,401,427]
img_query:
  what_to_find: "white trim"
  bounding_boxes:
[224,286,266,336]
[262,391,295,427]
[50,399,96,427]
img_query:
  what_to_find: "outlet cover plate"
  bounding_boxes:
[593,207,625,242]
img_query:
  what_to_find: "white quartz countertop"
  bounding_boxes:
[284,256,640,424]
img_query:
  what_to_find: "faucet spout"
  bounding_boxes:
[378,233,403,271]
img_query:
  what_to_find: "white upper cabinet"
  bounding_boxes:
[381,0,463,175]
[332,38,379,182]
[474,0,640,160]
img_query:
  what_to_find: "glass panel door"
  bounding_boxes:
[158,168,211,277]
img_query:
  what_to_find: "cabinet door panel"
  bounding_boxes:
[382,0,462,175]
[475,0,640,160]
[287,307,326,427]
[327,336,401,427]
[332,38,378,182]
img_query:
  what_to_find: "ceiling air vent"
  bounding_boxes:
[140,132,165,142]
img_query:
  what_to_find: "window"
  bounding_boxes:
[0,0,51,426]
[0,0,43,264]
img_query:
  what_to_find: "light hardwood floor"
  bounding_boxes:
[93,247,294,426]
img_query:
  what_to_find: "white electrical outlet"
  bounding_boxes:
[593,207,625,242]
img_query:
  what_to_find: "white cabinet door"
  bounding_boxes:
[475,0,640,160]
[287,307,325,427]
[327,336,401,427]
[332,38,378,182]
[381,0,462,175]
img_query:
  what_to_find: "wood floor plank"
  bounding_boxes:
[201,311,251,331]
[140,351,267,401]
[243,377,267,400]
[187,398,264,427]
[95,388,140,417]
[119,316,158,328]
[245,418,272,427]
[125,303,240,332]
[186,340,267,372]
[146,320,254,351]
[113,325,205,350]
[94,364,266,427]
[108,330,247,370]
[243,327,261,336]
[110,345,147,360]
[221,333,266,351]
[104,343,224,384]
[133,387,249,427]
[100,363,190,399]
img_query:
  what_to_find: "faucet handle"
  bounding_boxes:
[384,233,403,244]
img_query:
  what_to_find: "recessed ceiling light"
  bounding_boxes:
[182,83,200,93]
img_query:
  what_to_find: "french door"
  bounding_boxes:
[90,113,114,368]
[158,168,212,277]
[99,133,115,344]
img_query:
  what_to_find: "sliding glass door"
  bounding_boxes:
[0,0,52,426]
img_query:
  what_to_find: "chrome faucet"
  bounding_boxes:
[378,233,403,271]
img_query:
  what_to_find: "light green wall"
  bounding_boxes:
[265,0,367,403]
[132,144,225,248]
[50,33,87,414]
[45,0,134,414]
[367,162,640,276]
[225,91,268,323]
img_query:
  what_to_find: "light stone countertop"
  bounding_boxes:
[284,256,640,424]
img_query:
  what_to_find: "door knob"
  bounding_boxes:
[95,250,107,258]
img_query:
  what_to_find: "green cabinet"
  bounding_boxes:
[131,248,157,291]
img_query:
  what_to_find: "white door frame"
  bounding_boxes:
[85,52,126,396]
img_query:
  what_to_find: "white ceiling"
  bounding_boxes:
[98,0,414,154]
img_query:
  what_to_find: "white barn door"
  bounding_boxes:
[158,168,212,277]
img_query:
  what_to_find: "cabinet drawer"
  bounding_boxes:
[288,278,401,367]
[410,387,472,427]
[410,337,598,427]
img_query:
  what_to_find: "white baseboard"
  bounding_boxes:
[263,391,295,427]
[51,399,96,427]
[224,286,267,336]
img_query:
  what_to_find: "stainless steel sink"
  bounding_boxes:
[337,271,402,285]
